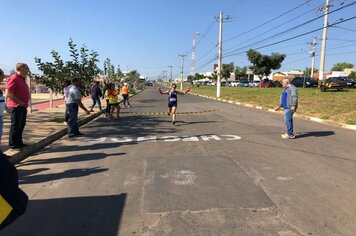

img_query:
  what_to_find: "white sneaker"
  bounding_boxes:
[281,133,295,139]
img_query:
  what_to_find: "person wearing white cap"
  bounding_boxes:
[121,82,131,107]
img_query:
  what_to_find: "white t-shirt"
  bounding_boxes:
[66,85,82,104]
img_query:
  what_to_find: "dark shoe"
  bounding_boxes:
[68,135,75,138]
[76,132,85,136]
[172,121,176,125]
[20,143,30,148]
[9,145,22,150]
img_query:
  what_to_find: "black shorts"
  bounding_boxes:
[168,101,177,108]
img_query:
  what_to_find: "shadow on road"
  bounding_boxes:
[18,166,108,184]
[296,131,335,139]
[18,152,125,166]
[1,194,127,236]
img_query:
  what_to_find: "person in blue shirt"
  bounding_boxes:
[158,84,188,125]
[275,78,298,139]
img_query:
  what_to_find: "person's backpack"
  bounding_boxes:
[0,153,28,231]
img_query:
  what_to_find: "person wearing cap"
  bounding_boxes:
[0,69,10,146]
[121,82,131,107]
[5,63,31,149]
[158,84,189,125]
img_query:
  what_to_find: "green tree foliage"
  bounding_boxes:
[303,67,319,78]
[187,73,205,83]
[222,62,235,79]
[124,70,139,84]
[246,49,286,78]
[331,62,354,71]
[103,58,119,83]
[35,38,101,92]
[349,71,356,80]
[234,66,247,80]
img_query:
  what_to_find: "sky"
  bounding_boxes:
[1,0,355,79]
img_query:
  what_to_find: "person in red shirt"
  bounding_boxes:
[5,63,30,149]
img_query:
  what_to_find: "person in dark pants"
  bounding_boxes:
[5,63,31,149]
[66,78,90,138]
[121,82,131,107]
[89,81,102,112]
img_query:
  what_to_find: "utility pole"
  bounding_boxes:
[217,11,223,98]
[191,32,200,75]
[163,70,168,85]
[318,0,330,81]
[308,37,318,79]
[168,66,173,86]
[179,54,187,90]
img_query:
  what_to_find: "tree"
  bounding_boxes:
[331,62,354,71]
[234,66,247,80]
[349,71,356,80]
[246,49,286,79]
[221,62,235,79]
[35,39,101,92]
[303,67,318,78]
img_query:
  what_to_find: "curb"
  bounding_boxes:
[189,92,356,132]
[8,91,142,165]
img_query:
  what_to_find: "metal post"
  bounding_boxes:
[27,76,32,113]
[217,11,223,98]
[310,37,317,79]
[179,54,187,90]
[191,32,200,75]
[168,66,173,86]
[318,0,330,81]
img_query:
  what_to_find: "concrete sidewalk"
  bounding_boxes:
[2,96,128,164]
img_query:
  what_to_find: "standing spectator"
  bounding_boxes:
[275,79,298,139]
[5,63,30,149]
[0,69,10,145]
[102,82,111,117]
[106,83,121,119]
[121,82,131,107]
[63,80,71,124]
[89,81,102,112]
[66,78,90,138]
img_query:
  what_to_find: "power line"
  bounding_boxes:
[224,3,324,53]
[223,15,356,58]
[332,25,356,32]
[328,38,356,42]
[224,1,356,56]
[223,0,314,43]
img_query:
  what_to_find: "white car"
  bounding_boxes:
[230,81,240,87]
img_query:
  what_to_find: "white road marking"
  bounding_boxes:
[84,137,107,143]
[277,176,294,181]
[201,135,222,141]
[160,170,196,186]
[84,134,242,144]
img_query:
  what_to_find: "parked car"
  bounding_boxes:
[320,77,348,92]
[343,77,356,88]
[250,81,260,87]
[146,81,154,86]
[229,81,240,87]
[291,77,318,87]
[240,81,250,87]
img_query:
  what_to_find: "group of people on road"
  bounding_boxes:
[0,63,298,146]
[63,79,133,137]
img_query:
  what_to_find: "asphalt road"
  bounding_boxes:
[2,86,356,236]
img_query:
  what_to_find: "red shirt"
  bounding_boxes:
[6,73,30,108]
